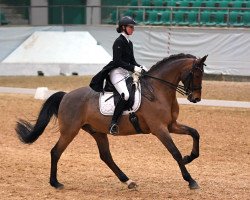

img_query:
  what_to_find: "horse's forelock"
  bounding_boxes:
[149,53,197,72]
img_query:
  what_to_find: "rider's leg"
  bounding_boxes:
[109,94,127,134]
[109,68,130,134]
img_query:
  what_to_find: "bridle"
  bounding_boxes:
[142,59,204,96]
[183,60,204,94]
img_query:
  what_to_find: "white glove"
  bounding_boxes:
[132,72,139,84]
[134,66,143,73]
[140,65,148,72]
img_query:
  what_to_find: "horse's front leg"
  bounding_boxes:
[91,132,137,189]
[153,126,199,189]
[169,122,200,165]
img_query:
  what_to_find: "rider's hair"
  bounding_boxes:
[116,26,122,33]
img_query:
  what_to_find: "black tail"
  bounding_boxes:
[15,91,66,144]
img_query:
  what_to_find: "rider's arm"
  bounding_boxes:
[130,42,140,67]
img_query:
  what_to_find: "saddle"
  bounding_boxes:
[99,76,143,133]
[99,76,141,115]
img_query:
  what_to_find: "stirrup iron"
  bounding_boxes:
[109,123,119,135]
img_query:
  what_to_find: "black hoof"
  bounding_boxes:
[189,180,199,190]
[50,180,64,189]
[128,181,138,189]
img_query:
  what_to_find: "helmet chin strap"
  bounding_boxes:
[123,26,130,35]
[125,29,129,35]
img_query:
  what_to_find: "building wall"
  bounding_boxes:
[31,0,48,25]
[86,0,100,25]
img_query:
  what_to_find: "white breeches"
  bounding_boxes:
[109,67,130,101]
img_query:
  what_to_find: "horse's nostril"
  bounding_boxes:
[195,98,201,102]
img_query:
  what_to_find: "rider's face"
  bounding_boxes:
[126,25,134,35]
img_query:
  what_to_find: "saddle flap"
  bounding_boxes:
[99,84,141,116]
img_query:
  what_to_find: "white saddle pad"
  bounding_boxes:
[99,85,141,116]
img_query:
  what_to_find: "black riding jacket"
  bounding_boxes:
[89,34,140,92]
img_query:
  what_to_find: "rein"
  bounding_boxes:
[142,74,188,96]
[142,59,204,96]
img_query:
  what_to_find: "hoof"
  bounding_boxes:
[56,183,64,190]
[189,180,200,190]
[126,180,138,189]
[50,181,64,189]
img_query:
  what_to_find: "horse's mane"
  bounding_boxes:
[141,53,196,101]
[149,53,196,72]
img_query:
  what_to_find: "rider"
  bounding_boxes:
[89,16,147,135]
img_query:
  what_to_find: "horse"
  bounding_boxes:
[15,53,208,190]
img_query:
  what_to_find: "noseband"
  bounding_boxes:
[183,60,203,95]
[142,59,204,96]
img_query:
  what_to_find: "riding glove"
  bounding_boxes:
[140,65,148,72]
[134,66,143,73]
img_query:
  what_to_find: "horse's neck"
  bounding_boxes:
[151,61,185,86]
[147,60,189,102]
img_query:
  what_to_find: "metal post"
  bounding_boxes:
[90,6,93,24]
[143,7,145,22]
[170,7,173,26]
[116,7,119,23]
[0,7,2,26]
[28,6,31,25]
[61,5,64,25]
[198,8,201,26]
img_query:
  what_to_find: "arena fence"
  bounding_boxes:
[0,5,249,27]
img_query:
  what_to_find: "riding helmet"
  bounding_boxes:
[116,16,136,33]
[118,16,136,26]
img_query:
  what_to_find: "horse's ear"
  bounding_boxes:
[200,55,208,64]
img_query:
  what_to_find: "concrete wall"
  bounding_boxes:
[30,0,48,25]
[86,0,101,25]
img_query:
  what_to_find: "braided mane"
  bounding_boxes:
[149,53,196,72]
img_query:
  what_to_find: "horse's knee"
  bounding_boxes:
[189,128,200,140]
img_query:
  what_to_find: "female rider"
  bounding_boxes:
[89,16,147,135]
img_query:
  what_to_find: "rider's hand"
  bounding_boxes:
[134,66,143,74]
[140,65,148,72]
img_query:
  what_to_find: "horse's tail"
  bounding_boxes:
[15,91,66,144]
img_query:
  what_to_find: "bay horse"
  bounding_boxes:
[16,53,208,190]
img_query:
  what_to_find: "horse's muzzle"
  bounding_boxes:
[188,95,201,103]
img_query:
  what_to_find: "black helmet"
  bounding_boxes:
[118,16,136,26]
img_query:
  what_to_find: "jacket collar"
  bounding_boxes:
[120,34,132,49]
[121,32,130,42]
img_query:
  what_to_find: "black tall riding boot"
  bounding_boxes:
[109,97,127,135]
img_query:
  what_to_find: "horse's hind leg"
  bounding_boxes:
[169,122,200,165]
[91,132,137,189]
[50,128,79,189]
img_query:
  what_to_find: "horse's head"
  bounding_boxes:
[181,55,208,103]
[142,54,208,103]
